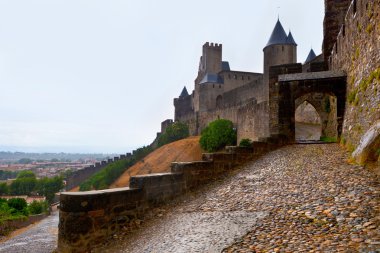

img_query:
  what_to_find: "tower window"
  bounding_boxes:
[282,45,284,51]
[242,76,244,80]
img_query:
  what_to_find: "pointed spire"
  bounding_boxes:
[286,31,297,46]
[305,48,317,63]
[179,86,189,98]
[265,19,288,48]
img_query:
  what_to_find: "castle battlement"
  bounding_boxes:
[203,42,222,49]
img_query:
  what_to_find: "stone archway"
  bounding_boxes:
[269,69,346,142]
[294,93,338,140]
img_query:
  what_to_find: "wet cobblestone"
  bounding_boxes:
[0,211,58,253]
[99,144,380,252]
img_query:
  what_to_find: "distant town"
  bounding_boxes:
[0,151,117,179]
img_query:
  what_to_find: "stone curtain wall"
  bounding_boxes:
[238,101,270,142]
[323,0,351,63]
[66,154,131,190]
[58,136,288,252]
[330,0,380,150]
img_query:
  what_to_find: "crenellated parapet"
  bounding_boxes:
[66,152,137,191]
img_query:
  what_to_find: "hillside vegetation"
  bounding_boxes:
[111,136,202,188]
[78,122,191,191]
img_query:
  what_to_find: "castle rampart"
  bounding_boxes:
[65,154,133,190]
[329,0,380,151]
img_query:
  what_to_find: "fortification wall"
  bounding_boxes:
[174,94,193,121]
[58,137,289,252]
[220,71,263,92]
[323,0,351,62]
[198,83,224,111]
[66,154,132,190]
[222,80,264,107]
[238,100,270,142]
[197,104,239,133]
[330,0,380,149]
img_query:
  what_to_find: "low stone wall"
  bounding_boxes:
[0,213,49,236]
[58,135,288,252]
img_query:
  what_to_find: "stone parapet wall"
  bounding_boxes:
[58,136,288,252]
[330,0,380,150]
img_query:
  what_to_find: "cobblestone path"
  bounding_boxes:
[98,144,379,253]
[0,211,58,253]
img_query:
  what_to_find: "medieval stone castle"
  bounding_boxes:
[174,20,314,140]
[170,18,333,143]
[168,0,379,161]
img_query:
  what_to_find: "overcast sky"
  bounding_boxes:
[0,0,324,153]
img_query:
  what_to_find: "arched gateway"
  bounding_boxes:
[269,65,346,142]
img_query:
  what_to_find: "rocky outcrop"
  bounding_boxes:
[352,120,380,164]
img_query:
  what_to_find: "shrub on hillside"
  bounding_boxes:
[28,200,48,215]
[239,138,253,148]
[7,198,28,216]
[199,119,237,152]
[158,122,189,147]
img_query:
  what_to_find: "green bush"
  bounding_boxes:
[28,200,48,215]
[0,183,9,195]
[200,119,237,152]
[7,198,28,216]
[158,122,189,147]
[239,138,253,147]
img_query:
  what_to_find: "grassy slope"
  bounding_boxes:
[110,136,202,188]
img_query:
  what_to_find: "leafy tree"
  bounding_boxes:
[10,177,37,195]
[0,183,9,195]
[17,170,36,179]
[158,122,189,147]
[36,176,64,203]
[199,119,237,152]
[7,198,28,215]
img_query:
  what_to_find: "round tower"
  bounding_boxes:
[263,19,297,76]
[262,19,297,101]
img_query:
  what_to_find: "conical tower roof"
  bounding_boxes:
[265,19,288,48]
[179,86,189,98]
[286,31,297,45]
[305,49,317,63]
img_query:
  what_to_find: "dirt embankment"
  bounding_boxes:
[110,136,202,188]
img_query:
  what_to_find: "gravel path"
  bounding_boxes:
[98,144,379,253]
[0,211,58,253]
